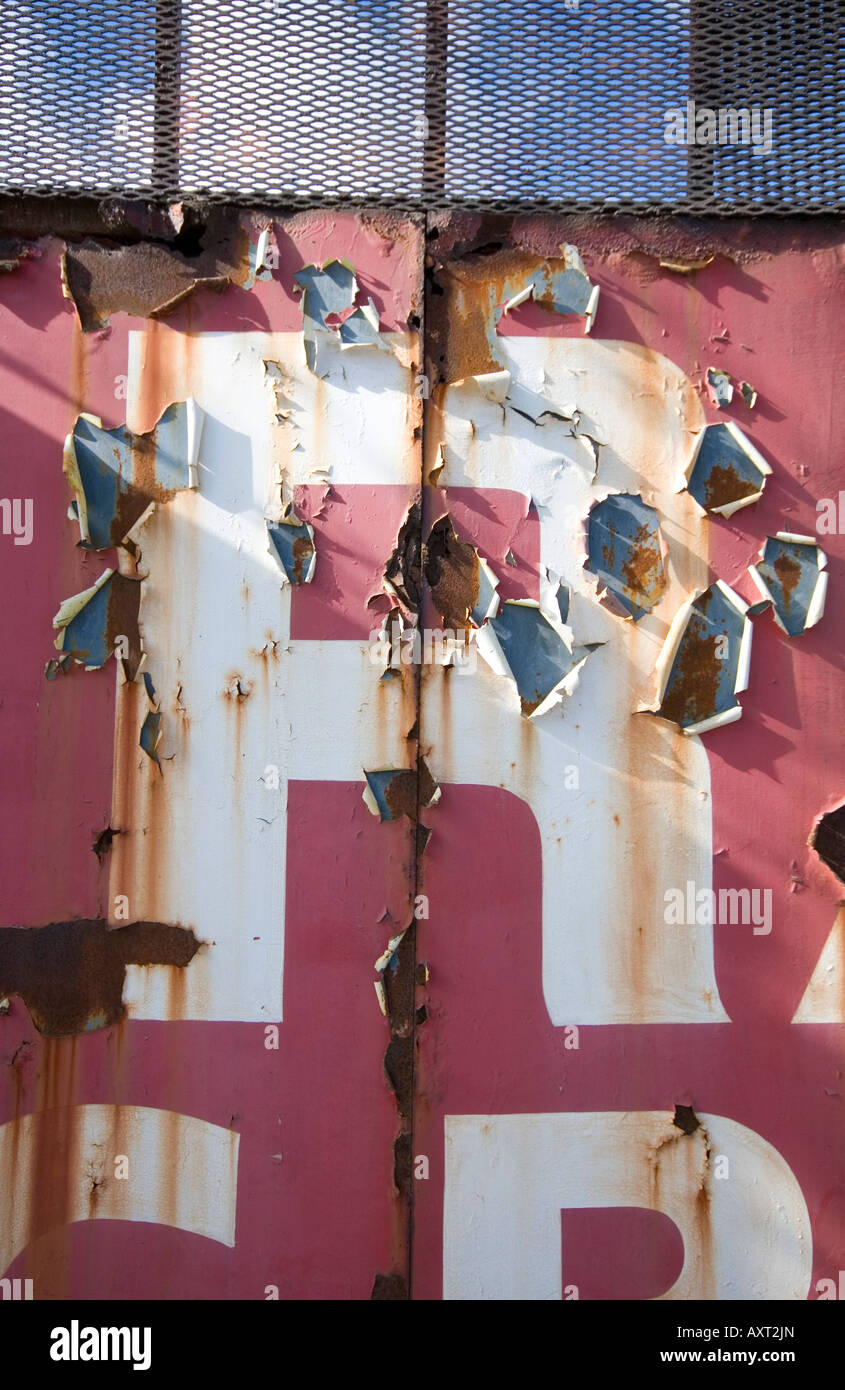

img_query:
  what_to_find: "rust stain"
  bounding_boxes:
[370,1271,409,1300]
[423,515,479,633]
[105,573,143,680]
[620,521,667,607]
[62,213,250,332]
[384,500,422,618]
[382,759,438,827]
[702,463,758,511]
[0,920,200,1037]
[809,803,845,885]
[135,318,166,430]
[291,534,315,585]
[773,552,801,607]
[658,620,721,728]
[91,826,118,861]
[426,243,594,386]
[114,427,184,545]
[647,1113,715,1297]
[379,871,417,1300]
[24,1037,80,1298]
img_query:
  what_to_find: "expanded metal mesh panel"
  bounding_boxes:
[0,0,842,212]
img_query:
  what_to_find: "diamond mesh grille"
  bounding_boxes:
[0,1,842,212]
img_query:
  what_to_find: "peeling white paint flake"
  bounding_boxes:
[453,369,511,403]
[500,283,534,315]
[706,366,734,408]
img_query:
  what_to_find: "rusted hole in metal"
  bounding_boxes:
[384,501,422,618]
[0,919,200,1037]
[809,803,845,885]
[370,1272,409,1300]
[424,515,479,632]
[673,1103,700,1136]
[92,826,118,860]
[702,464,758,511]
[393,1131,412,1192]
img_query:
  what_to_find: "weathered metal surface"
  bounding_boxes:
[1,210,422,1297]
[412,218,845,1299]
[0,205,842,1301]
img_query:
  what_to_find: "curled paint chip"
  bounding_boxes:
[139,710,163,765]
[477,599,600,719]
[504,378,578,427]
[64,400,202,551]
[659,255,715,273]
[706,367,734,408]
[295,258,356,321]
[294,259,386,371]
[654,581,752,735]
[245,226,275,287]
[494,244,599,334]
[685,421,771,518]
[585,493,668,621]
[338,298,388,350]
[44,654,71,680]
[452,369,512,403]
[374,930,407,974]
[748,533,828,636]
[267,512,316,585]
[52,569,142,677]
